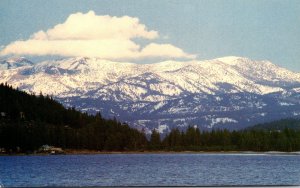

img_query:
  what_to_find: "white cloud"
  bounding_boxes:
[1,39,140,59]
[0,11,195,60]
[141,43,196,59]
[31,11,158,40]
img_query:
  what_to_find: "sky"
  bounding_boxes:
[0,0,299,71]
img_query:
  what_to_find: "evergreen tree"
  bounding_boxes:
[149,129,161,150]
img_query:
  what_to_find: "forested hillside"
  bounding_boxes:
[247,119,300,131]
[0,83,147,152]
[1,83,300,153]
[160,126,300,152]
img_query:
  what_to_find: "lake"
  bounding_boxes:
[0,153,300,187]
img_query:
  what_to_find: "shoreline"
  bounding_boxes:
[1,149,300,156]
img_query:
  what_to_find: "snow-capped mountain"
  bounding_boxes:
[0,57,33,70]
[1,56,300,134]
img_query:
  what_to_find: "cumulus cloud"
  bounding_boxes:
[141,43,196,59]
[0,11,195,60]
[31,11,158,40]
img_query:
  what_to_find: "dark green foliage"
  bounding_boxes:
[1,83,300,153]
[247,119,300,131]
[149,129,161,150]
[0,83,147,152]
[162,126,300,152]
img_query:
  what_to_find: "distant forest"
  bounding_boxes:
[0,83,300,153]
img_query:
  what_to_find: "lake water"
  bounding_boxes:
[0,153,300,187]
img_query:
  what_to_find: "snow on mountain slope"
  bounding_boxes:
[0,57,33,70]
[1,56,300,133]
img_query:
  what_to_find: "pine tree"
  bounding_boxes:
[150,129,161,150]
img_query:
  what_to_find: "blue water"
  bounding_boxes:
[0,153,300,187]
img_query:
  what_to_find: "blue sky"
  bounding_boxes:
[0,0,299,71]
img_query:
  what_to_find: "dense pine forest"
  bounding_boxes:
[0,83,300,153]
[158,125,300,152]
[0,83,147,152]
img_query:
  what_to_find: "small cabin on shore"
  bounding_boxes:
[38,145,65,154]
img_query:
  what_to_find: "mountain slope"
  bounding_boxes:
[0,57,33,70]
[1,56,300,133]
[0,83,147,152]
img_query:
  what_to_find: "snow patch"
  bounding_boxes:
[279,102,294,106]
[259,113,267,117]
[293,112,300,116]
[210,117,238,128]
[156,124,169,134]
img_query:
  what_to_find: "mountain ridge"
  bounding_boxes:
[0,57,33,70]
[1,56,300,133]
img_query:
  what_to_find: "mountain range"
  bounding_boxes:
[1,56,300,134]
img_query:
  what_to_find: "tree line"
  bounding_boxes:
[150,126,300,152]
[1,83,300,153]
[0,83,147,152]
